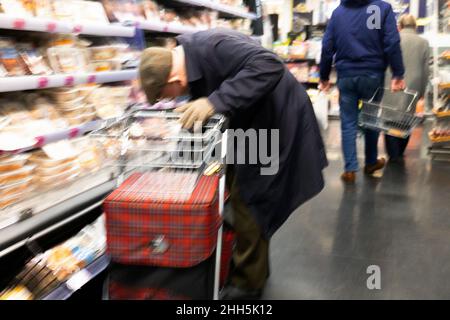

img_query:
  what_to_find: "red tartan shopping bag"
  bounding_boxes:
[104,173,222,268]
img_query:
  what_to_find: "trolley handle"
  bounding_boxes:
[368,87,419,112]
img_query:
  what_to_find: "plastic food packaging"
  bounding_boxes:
[0,165,35,184]
[29,151,77,168]
[0,176,33,197]
[35,159,78,176]
[0,46,27,76]
[88,60,121,72]
[89,46,119,61]
[47,47,87,74]
[19,48,53,76]
[0,132,36,152]
[41,140,79,161]
[0,154,30,172]
[51,88,81,103]
[37,164,81,186]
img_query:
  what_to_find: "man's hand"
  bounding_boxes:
[391,78,406,92]
[319,80,331,93]
[175,98,215,130]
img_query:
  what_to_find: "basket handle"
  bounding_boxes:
[368,87,419,112]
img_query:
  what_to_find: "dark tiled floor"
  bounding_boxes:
[262,120,450,300]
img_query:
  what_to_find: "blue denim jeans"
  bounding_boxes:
[337,76,384,172]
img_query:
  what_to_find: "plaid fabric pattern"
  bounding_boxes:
[104,174,222,268]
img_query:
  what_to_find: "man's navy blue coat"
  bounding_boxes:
[177,29,328,238]
[320,0,405,81]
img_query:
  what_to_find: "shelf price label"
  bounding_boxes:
[46,22,57,32]
[69,128,80,138]
[37,77,49,88]
[12,19,26,30]
[73,24,83,33]
[64,75,75,86]
[87,75,96,83]
[35,136,45,147]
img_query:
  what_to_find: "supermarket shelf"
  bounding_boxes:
[0,120,103,156]
[0,69,138,93]
[131,20,206,34]
[0,170,118,258]
[173,0,257,20]
[41,254,110,300]
[0,14,135,37]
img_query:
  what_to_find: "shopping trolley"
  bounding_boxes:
[359,88,421,138]
[91,109,229,300]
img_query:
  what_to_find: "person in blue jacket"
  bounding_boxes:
[139,29,328,299]
[319,0,406,184]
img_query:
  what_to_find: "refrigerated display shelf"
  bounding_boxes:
[0,119,103,156]
[172,0,257,20]
[0,169,118,258]
[130,20,206,34]
[0,14,136,37]
[41,254,110,300]
[0,69,138,93]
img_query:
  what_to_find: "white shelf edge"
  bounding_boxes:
[174,0,258,20]
[132,20,207,34]
[0,69,138,93]
[0,14,135,37]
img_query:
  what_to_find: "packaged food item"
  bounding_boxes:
[55,96,85,110]
[35,158,77,176]
[0,45,27,76]
[0,176,33,197]
[51,88,81,103]
[95,104,123,120]
[71,0,110,24]
[0,0,34,16]
[51,0,76,21]
[88,60,121,72]
[77,85,99,99]
[34,0,53,18]
[19,47,53,76]
[41,140,79,160]
[0,285,33,300]
[74,138,103,171]
[0,154,30,172]
[47,47,87,74]
[29,151,77,168]
[89,46,119,61]
[0,165,35,184]
[37,164,81,186]
[0,132,36,152]
[129,117,181,140]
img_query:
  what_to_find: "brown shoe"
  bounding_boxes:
[364,158,386,175]
[341,172,356,184]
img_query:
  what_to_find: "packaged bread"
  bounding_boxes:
[0,176,33,197]
[29,151,77,168]
[0,154,30,172]
[0,165,35,184]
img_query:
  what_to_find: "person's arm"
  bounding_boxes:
[207,34,285,117]
[319,15,335,83]
[383,5,405,80]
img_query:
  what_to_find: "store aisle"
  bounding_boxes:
[263,120,450,300]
